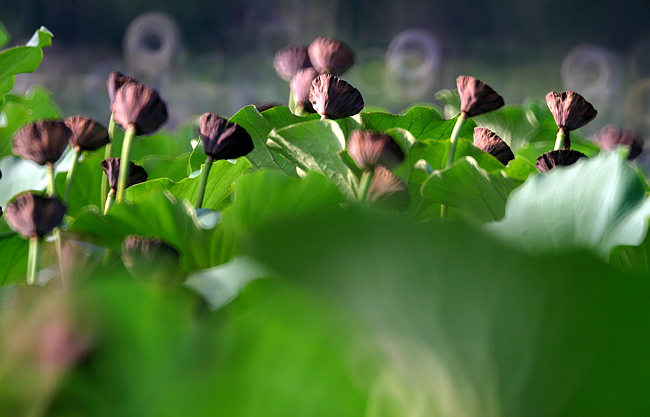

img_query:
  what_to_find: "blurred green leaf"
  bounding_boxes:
[489,150,650,258]
[137,153,191,182]
[55,151,104,216]
[611,221,650,276]
[0,22,10,49]
[0,233,27,286]
[421,156,521,222]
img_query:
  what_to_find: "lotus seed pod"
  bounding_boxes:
[107,71,138,104]
[111,82,168,135]
[594,124,643,160]
[535,149,587,173]
[309,74,364,119]
[254,101,281,112]
[122,235,184,284]
[473,127,514,165]
[308,36,355,76]
[347,130,404,171]
[457,75,504,117]
[4,193,66,239]
[273,45,312,81]
[13,120,72,166]
[545,91,597,131]
[101,158,148,191]
[199,113,254,160]
[65,116,110,152]
[290,67,319,113]
[367,165,409,211]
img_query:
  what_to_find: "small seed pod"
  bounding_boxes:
[101,158,148,191]
[65,116,110,152]
[545,91,597,132]
[290,67,319,113]
[347,130,404,171]
[107,71,138,104]
[594,124,643,160]
[309,74,364,119]
[473,127,514,165]
[12,121,72,166]
[4,193,66,239]
[308,36,355,76]
[457,75,504,117]
[273,45,312,81]
[111,82,168,135]
[367,165,410,211]
[122,235,184,284]
[535,149,587,172]
[199,113,254,160]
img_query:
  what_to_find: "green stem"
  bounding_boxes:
[27,236,41,285]
[45,163,56,197]
[101,115,117,208]
[53,227,66,288]
[104,191,115,214]
[554,129,566,151]
[64,148,81,203]
[195,155,214,208]
[445,112,468,168]
[116,125,137,203]
[357,170,373,203]
[440,204,448,218]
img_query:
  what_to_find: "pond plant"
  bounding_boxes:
[1,24,650,416]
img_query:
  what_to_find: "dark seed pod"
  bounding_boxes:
[122,235,184,284]
[308,37,355,76]
[290,67,319,113]
[199,113,254,160]
[457,75,504,117]
[309,74,364,119]
[65,116,110,152]
[101,158,148,191]
[594,124,643,160]
[473,127,515,165]
[107,71,138,104]
[254,101,281,113]
[12,120,72,166]
[4,193,66,239]
[535,149,587,173]
[111,82,168,135]
[367,165,410,211]
[273,45,312,81]
[545,91,597,131]
[347,130,404,171]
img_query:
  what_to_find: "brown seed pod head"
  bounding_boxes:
[535,149,588,173]
[457,75,504,117]
[347,129,405,171]
[5,193,67,239]
[101,158,148,191]
[65,116,110,152]
[367,165,410,211]
[308,37,355,76]
[290,67,319,113]
[309,74,364,119]
[273,45,312,81]
[107,71,138,104]
[12,120,72,166]
[594,124,643,160]
[111,82,168,135]
[545,91,597,131]
[199,113,254,160]
[122,235,183,284]
[473,127,515,165]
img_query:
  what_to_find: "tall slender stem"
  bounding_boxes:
[445,112,468,168]
[554,129,566,151]
[357,170,373,203]
[27,236,41,285]
[195,155,214,208]
[45,163,56,197]
[63,148,81,203]
[116,125,137,203]
[104,191,115,214]
[101,114,117,208]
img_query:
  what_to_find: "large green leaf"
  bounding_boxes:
[0,26,53,105]
[267,119,357,199]
[488,150,650,258]
[0,22,9,49]
[0,233,28,286]
[126,158,251,208]
[137,153,191,182]
[260,105,319,129]
[421,156,521,222]
[611,221,650,276]
[242,206,650,416]
[55,151,104,216]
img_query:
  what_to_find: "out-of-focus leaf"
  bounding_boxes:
[55,151,104,216]
[0,233,27,286]
[0,22,10,49]
[268,119,357,199]
[611,221,650,276]
[489,150,650,258]
[137,153,191,182]
[421,156,521,222]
